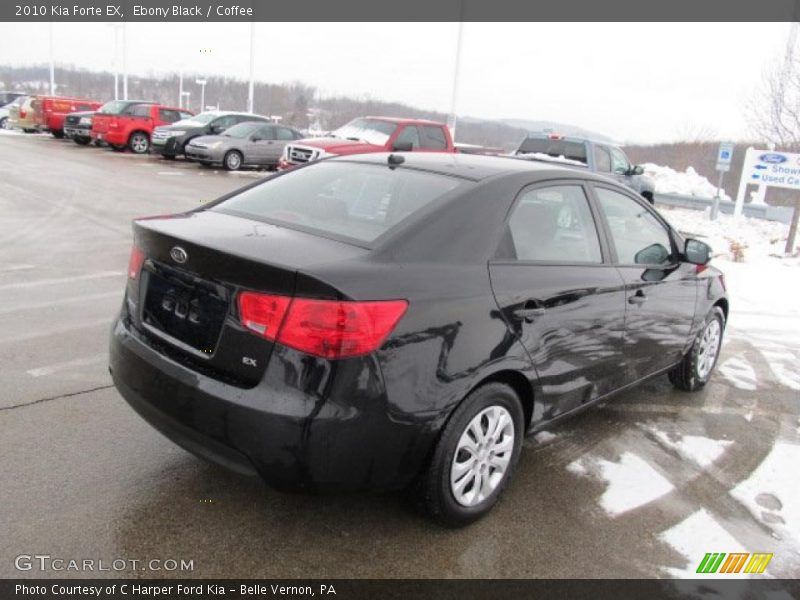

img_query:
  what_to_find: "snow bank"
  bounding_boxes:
[657,206,796,262]
[642,163,730,201]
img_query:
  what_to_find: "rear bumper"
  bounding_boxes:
[92,130,126,145]
[152,136,183,156]
[185,147,222,164]
[64,126,91,139]
[109,316,437,493]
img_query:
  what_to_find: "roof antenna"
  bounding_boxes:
[387,154,405,167]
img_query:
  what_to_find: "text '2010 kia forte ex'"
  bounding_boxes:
[109,153,728,526]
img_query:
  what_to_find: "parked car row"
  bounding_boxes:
[1,91,654,199]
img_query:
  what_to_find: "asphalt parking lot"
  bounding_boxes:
[1,132,798,580]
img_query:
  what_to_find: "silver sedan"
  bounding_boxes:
[185,121,304,171]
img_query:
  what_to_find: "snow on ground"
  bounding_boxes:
[567,452,674,516]
[643,163,731,201]
[641,424,733,469]
[717,354,758,391]
[658,509,750,580]
[657,205,796,263]
[731,443,800,546]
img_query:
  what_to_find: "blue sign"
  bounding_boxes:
[759,153,787,164]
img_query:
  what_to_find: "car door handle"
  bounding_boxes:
[513,304,545,322]
[628,291,647,305]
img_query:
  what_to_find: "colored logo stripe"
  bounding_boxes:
[697,553,726,573]
[744,553,773,574]
[696,552,773,574]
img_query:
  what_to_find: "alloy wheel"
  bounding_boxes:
[697,318,721,379]
[450,405,515,507]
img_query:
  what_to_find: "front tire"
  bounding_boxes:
[74,136,91,146]
[128,132,150,154]
[223,150,243,171]
[419,383,524,527]
[669,306,725,392]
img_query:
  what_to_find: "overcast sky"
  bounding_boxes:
[0,22,791,143]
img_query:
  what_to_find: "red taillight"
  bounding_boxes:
[20,110,26,118]
[238,293,408,360]
[128,246,145,279]
[238,292,291,340]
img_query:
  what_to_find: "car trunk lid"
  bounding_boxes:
[128,210,366,386]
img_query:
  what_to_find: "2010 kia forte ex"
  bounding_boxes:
[109,152,728,526]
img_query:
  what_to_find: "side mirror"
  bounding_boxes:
[684,238,711,265]
[634,243,670,265]
[210,125,224,134]
[392,141,414,152]
[629,165,644,176]
[251,136,262,142]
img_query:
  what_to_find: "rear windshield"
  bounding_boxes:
[517,137,588,164]
[222,122,261,138]
[97,101,140,115]
[213,161,464,244]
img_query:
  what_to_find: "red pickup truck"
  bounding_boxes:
[91,100,193,154]
[38,96,102,138]
[278,116,455,170]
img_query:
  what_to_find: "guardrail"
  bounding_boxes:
[653,192,793,224]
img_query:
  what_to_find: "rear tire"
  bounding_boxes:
[223,150,243,171]
[418,382,524,527]
[0,117,7,129]
[74,136,91,146]
[128,131,150,154]
[23,128,37,134]
[669,306,725,392]
[51,130,64,139]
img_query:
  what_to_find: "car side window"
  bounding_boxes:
[255,126,275,140]
[159,109,182,122]
[121,104,140,116]
[594,187,673,265]
[394,126,420,149]
[506,185,602,263]
[419,125,448,149]
[594,145,612,172]
[610,147,630,175]
[132,105,153,118]
[214,116,237,130]
[275,127,296,141]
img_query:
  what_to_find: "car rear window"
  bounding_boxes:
[212,161,464,244]
[517,138,588,164]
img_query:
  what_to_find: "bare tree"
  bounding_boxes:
[749,31,800,254]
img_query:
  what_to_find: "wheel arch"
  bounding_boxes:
[463,369,535,432]
[713,297,729,325]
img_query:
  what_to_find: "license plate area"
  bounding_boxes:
[142,265,230,355]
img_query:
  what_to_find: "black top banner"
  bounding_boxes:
[3,0,800,22]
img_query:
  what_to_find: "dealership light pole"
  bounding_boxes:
[107,24,120,100]
[48,22,55,95]
[449,20,464,141]
[179,70,184,108]
[196,79,207,112]
[248,22,256,113]
[122,23,128,100]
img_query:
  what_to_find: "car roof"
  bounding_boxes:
[522,131,621,147]
[332,152,596,182]
[364,116,446,126]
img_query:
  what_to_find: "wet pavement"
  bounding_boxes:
[1,132,798,580]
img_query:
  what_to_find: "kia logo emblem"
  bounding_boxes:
[170,246,188,264]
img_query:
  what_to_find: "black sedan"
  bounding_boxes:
[109,153,727,526]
